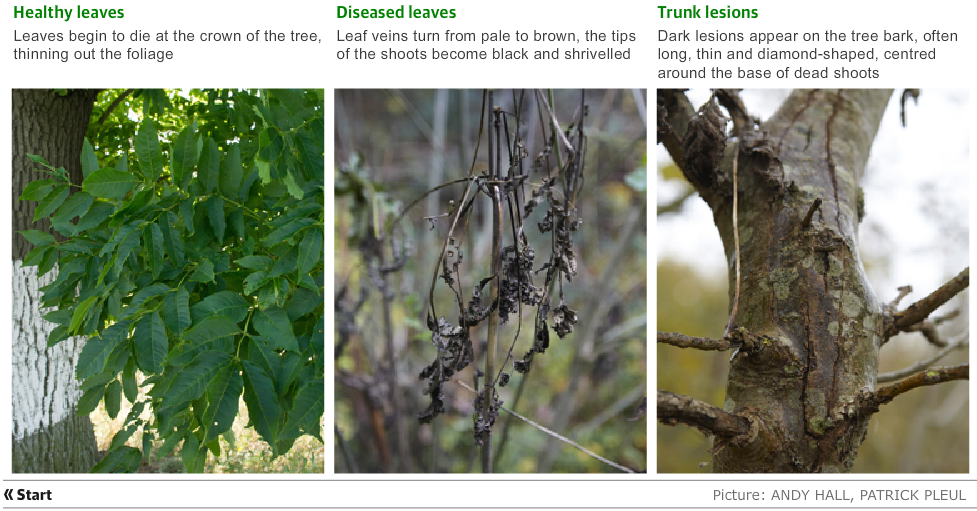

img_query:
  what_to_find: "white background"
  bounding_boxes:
[1,0,974,509]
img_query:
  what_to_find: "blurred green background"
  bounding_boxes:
[335,89,647,473]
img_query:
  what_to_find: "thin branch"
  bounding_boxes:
[95,88,136,131]
[657,186,696,216]
[656,89,694,173]
[877,333,969,383]
[456,380,635,473]
[657,331,734,351]
[657,390,752,440]
[855,364,968,416]
[886,267,969,339]
[713,89,750,139]
[724,139,740,338]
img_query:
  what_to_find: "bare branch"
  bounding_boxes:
[95,88,135,131]
[855,364,969,416]
[657,186,696,216]
[658,390,753,440]
[657,331,733,351]
[877,333,969,383]
[656,89,694,173]
[885,267,969,340]
[456,380,635,473]
[713,89,750,139]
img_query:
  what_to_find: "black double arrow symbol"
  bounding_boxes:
[4,488,53,500]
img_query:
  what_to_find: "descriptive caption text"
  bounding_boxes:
[335,29,636,61]
[11,28,320,62]
[658,28,957,79]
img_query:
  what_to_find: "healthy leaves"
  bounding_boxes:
[83,168,138,198]
[20,89,325,473]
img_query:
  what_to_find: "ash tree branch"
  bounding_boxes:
[657,390,751,440]
[95,88,136,131]
[656,89,694,173]
[713,89,751,139]
[657,331,733,351]
[885,267,969,340]
[854,364,969,417]
[877,333,968,383]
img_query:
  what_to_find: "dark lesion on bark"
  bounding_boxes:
[657,89,970,472]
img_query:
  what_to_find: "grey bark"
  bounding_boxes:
[662,89,894,472]
[12,89,100,473]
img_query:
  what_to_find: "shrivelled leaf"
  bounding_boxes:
[191,291,250,324]
[134,117,164,181]
[83,169,137,199]
[81,138,99,179]
[134,311,167,374]
[253,306,298,352]
[202,362,243,445]
[242,360,280,454]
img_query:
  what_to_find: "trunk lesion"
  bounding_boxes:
[699,90,891,472]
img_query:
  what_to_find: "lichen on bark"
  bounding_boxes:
[680,90,893,472]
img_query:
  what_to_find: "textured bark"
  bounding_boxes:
[11,89,99,473]
[12,89,98,258]
[679,90,894,472]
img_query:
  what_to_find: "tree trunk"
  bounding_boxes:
[11,89,100,473]
[680,89,892,472]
